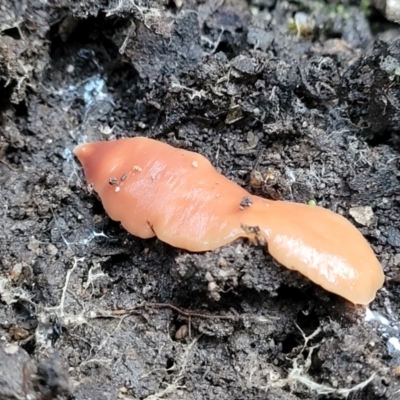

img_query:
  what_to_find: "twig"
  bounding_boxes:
[97,301,239,323]
[0,159,18,171]
[146,302,239,321]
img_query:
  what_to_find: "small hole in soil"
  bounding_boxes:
[382,378,390,387]
[91,200,106,216]
[276,285,306,301]
[21,338,36,355]
[296,309,321,333]
[167,0,179,9]
[102,254,130,270]
[281,333,301,353]
[166,357,175,374]
[0,85,13,110]
[308,348,322,374]
[12,302,36,323]
[215,39,237,60]
[2,27,21,40]
[14,101,28,117]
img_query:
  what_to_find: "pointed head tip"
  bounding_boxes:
[73,141,110,170]
[73,140,121,184]
[73,142,94,162]
[73,141,108,182]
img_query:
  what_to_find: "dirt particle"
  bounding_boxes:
[100,124,114,136]
[28,236,41,254]
[11,326,29,341]
[108,177,118,185]
[241,224,266,246]
[115,186,120,193]
[288,12,315,38]
[225,104,243,124]
[387,227,400,247]
[175,325,189,340]
[208,281,221,301]
[4,345,19,355]
[121,174,127,181]
[10,264,23,280]
[250,170,263,189]
[133,165,142,172]
[192,161,199,168]
[239,196,253,210]
[349,206,375,227]
[218,257,228,268]
[46,244,58,256]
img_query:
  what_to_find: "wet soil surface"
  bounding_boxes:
[0,0,400,399]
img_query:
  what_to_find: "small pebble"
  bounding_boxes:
[47,244,58,256]
[10,264,23,280]
[175,325,189,340]
[28,236,41,253]
[387,227,400,247]
[349,206,375,227]
[4,344,19,355]
[11,326,29,341]
[239,196,253,210]
[250,170,263,189]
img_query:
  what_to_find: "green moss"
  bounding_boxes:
[360,0,372,17]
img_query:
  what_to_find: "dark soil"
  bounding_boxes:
[0,0,400,399]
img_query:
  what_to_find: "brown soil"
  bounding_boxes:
[0,0,399,399]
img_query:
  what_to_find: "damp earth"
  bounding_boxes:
[0,0,400,399]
